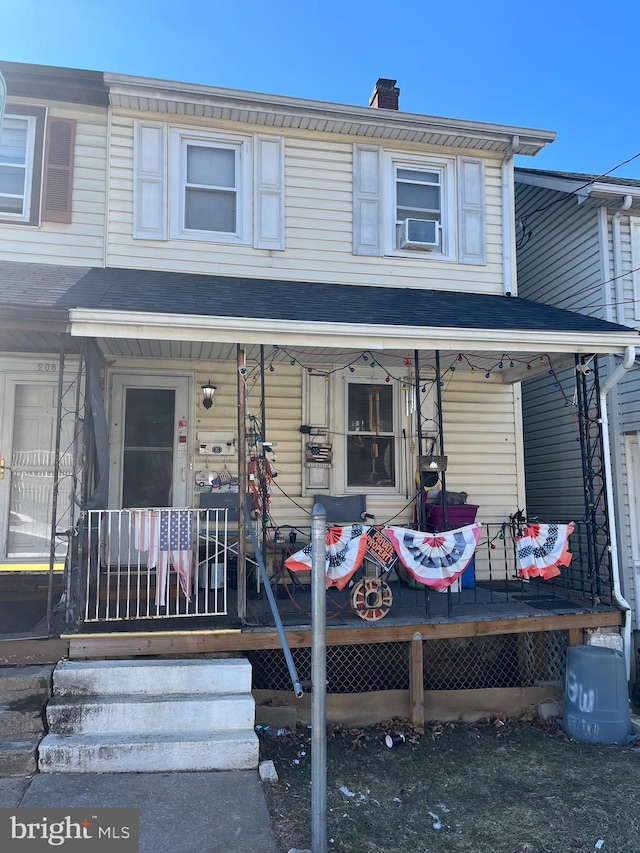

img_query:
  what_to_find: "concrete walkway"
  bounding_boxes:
[0,770,278,853]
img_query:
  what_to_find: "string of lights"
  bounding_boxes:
[244,345,550,385]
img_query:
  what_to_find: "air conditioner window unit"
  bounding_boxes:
[400,218,440,250]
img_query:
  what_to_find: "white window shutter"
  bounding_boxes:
[253,134,285,250]
[457,156,486,264]
[133,121,167,240]
[353,144,382,255]
[302,372,331,494]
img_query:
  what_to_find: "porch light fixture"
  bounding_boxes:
[201,380,217,409]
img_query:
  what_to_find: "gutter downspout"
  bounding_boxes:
[502,135,520,297]
[599,345,636,677]
[612,195,633,325]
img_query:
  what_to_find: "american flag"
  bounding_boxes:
[132,509,193,606]
[307,444,332,460]
[156,510,193,605]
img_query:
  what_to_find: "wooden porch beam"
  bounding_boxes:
[66,609,623,659]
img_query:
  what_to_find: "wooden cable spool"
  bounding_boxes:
[350,578,393,621]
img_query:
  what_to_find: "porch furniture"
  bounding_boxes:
[312,494,370,525]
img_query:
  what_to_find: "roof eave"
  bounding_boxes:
[105,74,555,156]
[516,170,640,206]
[68,308,639,355]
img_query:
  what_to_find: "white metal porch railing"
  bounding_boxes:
[82,508,235,622]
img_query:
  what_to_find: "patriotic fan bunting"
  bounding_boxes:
[284,525,368,590]
[516,522,575,580]
[385,523,482,591]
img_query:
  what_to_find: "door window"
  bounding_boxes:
[122,388,175,508]
[7,384,72,558]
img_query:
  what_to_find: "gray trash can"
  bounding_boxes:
[563,644,631,744]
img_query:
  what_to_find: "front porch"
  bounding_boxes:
[2,262,638,723]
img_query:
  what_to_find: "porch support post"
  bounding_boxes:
[414,350,426,530]
[568,628,585,646]
[237,346,247,620]
[409,631,425,732]
[434,350,448,528]
[47,339,66,635]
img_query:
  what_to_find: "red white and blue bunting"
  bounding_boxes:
[385,524,482,590]
[516,522,575,580]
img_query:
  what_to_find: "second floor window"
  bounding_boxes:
[170,128,251,243]
[395,166,442,250]
[0,115,36,221]
[184,142,238,233]
[385,154,454,258]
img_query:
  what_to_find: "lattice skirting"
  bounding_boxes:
[247,631,568,694]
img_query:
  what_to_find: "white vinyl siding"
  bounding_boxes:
[0,104,107,266]
[103,357,519,586]
[108,114,504,292]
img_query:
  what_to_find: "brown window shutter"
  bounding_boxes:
[42,117,76,223]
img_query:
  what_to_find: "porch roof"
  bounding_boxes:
[0,261,638,365]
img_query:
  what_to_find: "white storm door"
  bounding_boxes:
[0,375,73,562]
[109,374,190,511]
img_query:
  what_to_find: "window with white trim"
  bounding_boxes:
[385,154,455,259]
[169,128,251,243]
[0,112,41,223]
[353,144,486,264]
[344,378,398,490]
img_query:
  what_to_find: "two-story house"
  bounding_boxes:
[515,166,640,700]
[0,62,638,769]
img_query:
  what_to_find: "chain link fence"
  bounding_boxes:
[248,630,568,694]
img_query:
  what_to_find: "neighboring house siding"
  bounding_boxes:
[0,102,107,266]
[605,213,640,617]
[106,112,505,292]
[516,178,640,622]
[516,184,603,521]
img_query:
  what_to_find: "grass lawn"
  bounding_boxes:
[260,716,640,853]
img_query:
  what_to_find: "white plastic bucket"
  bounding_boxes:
[198,561,225,590]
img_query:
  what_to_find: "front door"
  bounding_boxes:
[0,369,74,567]
[109,373,190,511]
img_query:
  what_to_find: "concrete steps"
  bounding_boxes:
[39,730,258,773]
[0,665,54,776]
[38,658,258,773]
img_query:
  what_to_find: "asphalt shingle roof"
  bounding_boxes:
[0,261,635,335]
[516,166,640,189]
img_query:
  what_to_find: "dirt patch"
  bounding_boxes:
[260,716,640,853]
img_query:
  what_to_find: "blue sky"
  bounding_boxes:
[2,0,638,178]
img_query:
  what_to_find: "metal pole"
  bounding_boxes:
[242,503,302,697]
[237,346,247,619]
[47,342,66,635]
[413,350,426,530]
[435,350,448,529]
[311,502,327,853]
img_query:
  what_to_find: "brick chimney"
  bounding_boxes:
[369,78,399,110]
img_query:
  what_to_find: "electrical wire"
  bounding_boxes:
[516,151,640,250]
